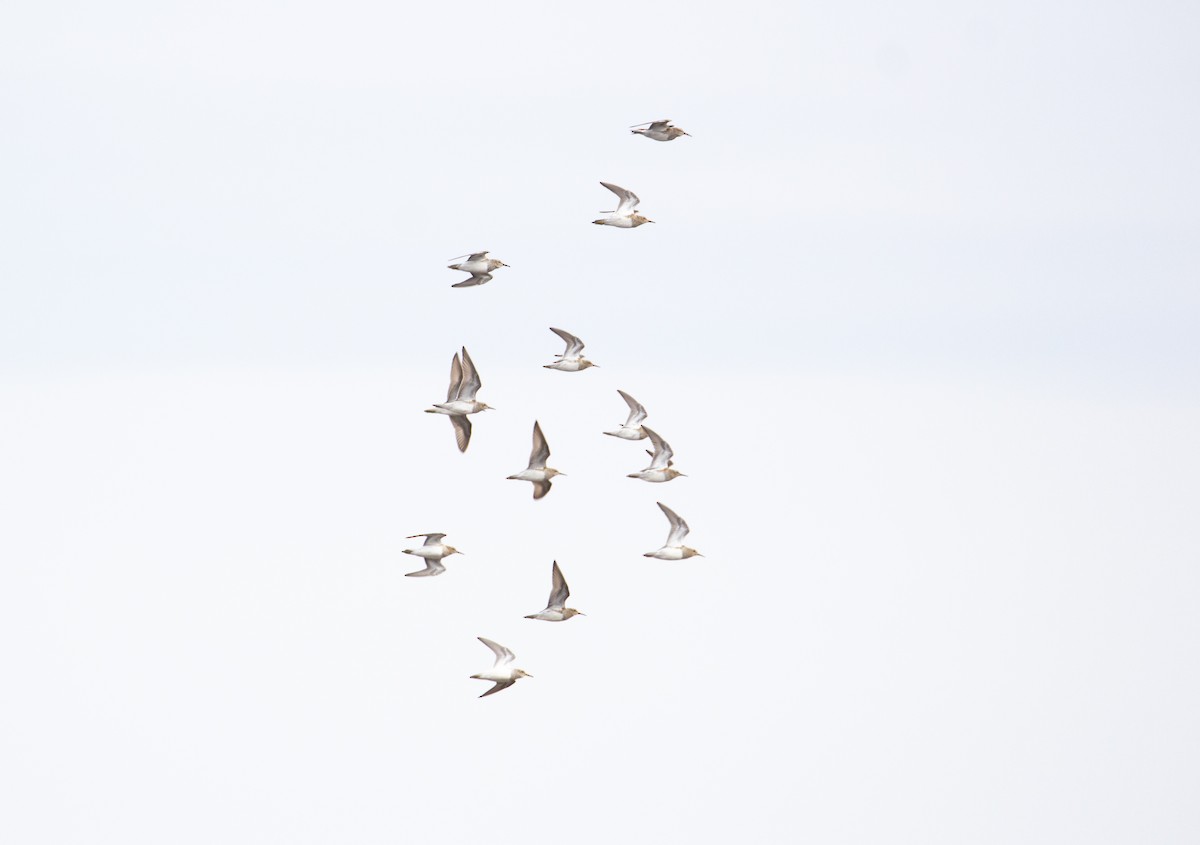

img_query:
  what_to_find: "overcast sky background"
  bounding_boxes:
[2,1,1199,842]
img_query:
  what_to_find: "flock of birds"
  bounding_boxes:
[408,119,697,698]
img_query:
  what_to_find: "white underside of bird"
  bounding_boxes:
[606,426,646,440]
[646,546,691,560]
[448,257,492,274]
[635,129,675,141]
[544,358,590,371]
[629,468,679,483]
[429,399,485,415]
[405,545,452,560]
[594,216,641,228]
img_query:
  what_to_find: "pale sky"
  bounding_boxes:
[2,2,1199,843]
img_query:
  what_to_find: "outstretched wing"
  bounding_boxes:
[451,272,492,288]
[645,448,674,468]
[405,559,446,577]
[630,119,671,128]
[458,347,482,400]
[446,352,463,401]
[479,680,515,698]
[617,389,648,426]
[528,421,550,470]
[599,181,639,215]
[549,327,585,357]
[643,426,674,470]
[406,533,447,543]
[531,479,552,500]
[478,637,516,666]
[448,251,489,261]
[657,501,690,546]
[547,560,570,610]
[450,415,472,452]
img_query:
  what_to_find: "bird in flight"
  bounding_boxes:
[525,560,585,622]
[447,251,509,287]
[592,182,653,228]
[424,347,493,452]
[402,532,462,577]
[627,426,685,483]
[543,327,597,372]
[507,421,564,500]
[630,118,691,142]
[604,390,650,440]
[470,637,533,698]
[645,501,703,560]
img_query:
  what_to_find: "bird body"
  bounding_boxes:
[403,533,461,577]
[448,251,508,287]
[430,399,485,415]
[507,421,563,499]
[630,119,690,142]
[627,426,685,482]
[545,359,591,372]
[470,637,532,698]
[593,216,643,229]
[592,182,653,227]
[645,502,703,560]
[543,327,596,372]
[629,468,682,483]
[604,389,650,440]
[525,561,584,621]
[424,347,492,452]
[645,546,692,561]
